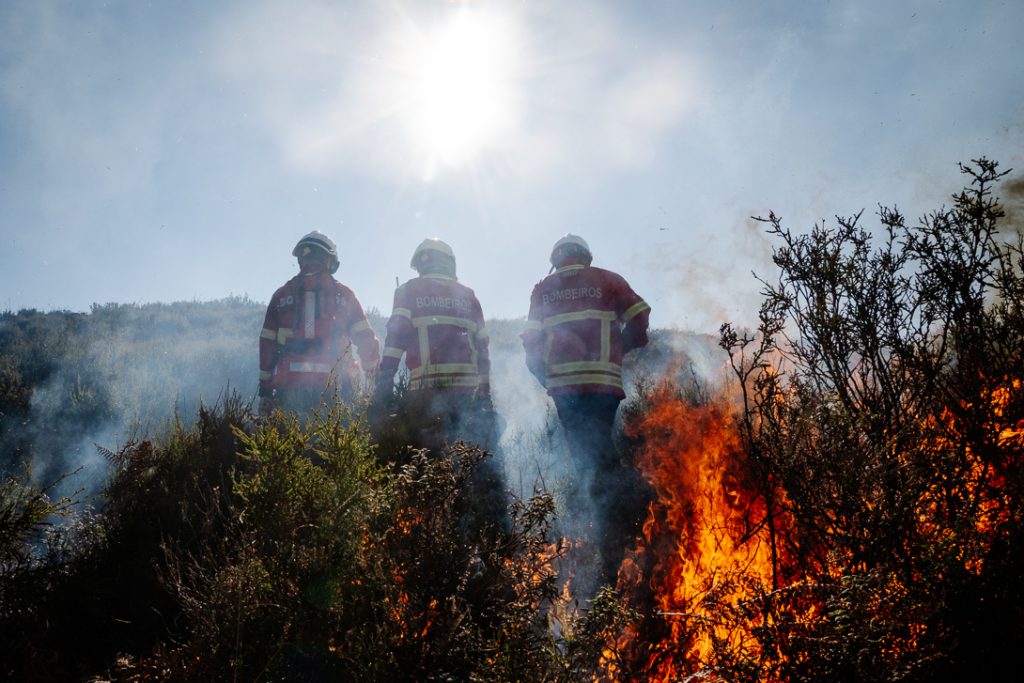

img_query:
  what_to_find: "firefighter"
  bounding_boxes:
[373,238,495,452]
[375,238,506,539]
[258,231,380,415]
[521,233,650,584]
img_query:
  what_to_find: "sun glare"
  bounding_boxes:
[404,9,519,173]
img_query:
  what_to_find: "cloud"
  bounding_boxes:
[587,54,700,171]
[1002,173,1024,233]
[3,0,1021,326]
[1,4,176,200]
[635,213,773,334]
[211,0,701,187]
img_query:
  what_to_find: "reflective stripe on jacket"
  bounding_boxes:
[521,264,649,397]
[259,266,380,394]
[379,274,489,393]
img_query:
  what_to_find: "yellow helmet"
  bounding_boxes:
[550,233,592,268]
[293,231,339,273]
[410,238,456,277]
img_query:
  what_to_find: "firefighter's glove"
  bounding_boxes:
[621,330,635,354]
[475,391,507,447]
[258,396,276,417]
[474,390,495,416]
[474,381,491,400]
[372,378,395,409]
[526,361,546,388]
[621,326,648,355]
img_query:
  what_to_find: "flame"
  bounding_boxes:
[546,537,584,637]
[372,504,443,640]
[917,377,1023,572]
[601,369,1024,681]
[615,385,786,679]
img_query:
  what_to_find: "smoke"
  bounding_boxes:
[1002,173,1024,233]
[12,301,262,505]
[484,317,730,602]
[487,328,566,497]
[6,299,721,601]
[624,328,730,395]
[643,214,774,335]
[23,369,116,503]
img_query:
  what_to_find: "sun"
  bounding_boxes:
[401,8,520,173]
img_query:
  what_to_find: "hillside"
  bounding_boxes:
[0,299,720,499]
[3,161,1024,681]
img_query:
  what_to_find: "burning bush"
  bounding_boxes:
[615,159,1024,682]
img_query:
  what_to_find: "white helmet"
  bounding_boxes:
[550,233,592,268]
[293,231,339,273]
[411,238,456,277]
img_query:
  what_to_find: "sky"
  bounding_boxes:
[2,0,1022,335]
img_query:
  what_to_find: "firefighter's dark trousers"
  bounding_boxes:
[273,380,355,415]
[404,390,509,537]
[553,392,645,586]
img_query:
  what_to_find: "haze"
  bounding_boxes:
[2,0,1022,333]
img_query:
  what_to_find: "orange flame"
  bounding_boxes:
[617,385,792,680]
[606,369,1024,681]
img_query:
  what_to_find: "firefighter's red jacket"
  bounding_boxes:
[259,265,380,396]
[379,274,490,393]
[522,264,650,398]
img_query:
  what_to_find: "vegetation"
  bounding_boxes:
[0,297,269,484]
[2,159,1023,681]
[614,158,1024,681]
[725,158,1024,680]
[2,394,634,681]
